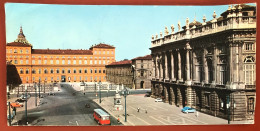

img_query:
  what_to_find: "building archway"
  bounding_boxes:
[140,81,144,89]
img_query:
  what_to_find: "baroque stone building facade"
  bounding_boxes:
[132,55,152,89]
[150,4,256,121]
[6,27,116,84]
[106,55,152,89]
[105,60,133,88]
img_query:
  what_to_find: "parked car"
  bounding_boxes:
[155,98,163,102]
[48,91,55,95]
[145,92,151,97]
[80,82,85,86]
[181,107,196,114]
[85,103,90,108]
[10,102,23,108]
[20,94,31,100]
[15,98,26,102]
[7,114,14,120]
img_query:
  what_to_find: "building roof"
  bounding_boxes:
[6,42,32,47]
[132,55,152,60]
[89,43,115,50]
[107,60,132,66]
[32,49,93,55]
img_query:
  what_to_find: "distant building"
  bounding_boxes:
[6,27,116,83]
[106,55,152,89]
[105,60,133,88]
[150,4,256,121]
[132,55,152,89]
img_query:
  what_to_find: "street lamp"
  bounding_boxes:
[121,85,130,122]
[25,85,28,125]
[99,81,102,103]
[38,79,41,98]
[8,102,11,126]
[227,94,230,124]
[34,83,37,107]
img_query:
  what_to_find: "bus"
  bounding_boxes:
[93,109,111,125]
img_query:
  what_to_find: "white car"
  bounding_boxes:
[155,98,163,102]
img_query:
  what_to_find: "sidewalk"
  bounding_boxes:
[94,95,254,125]
[7,96,41,126]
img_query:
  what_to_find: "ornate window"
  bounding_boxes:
[73,69,77,73]
[56,69,60,74]
[79,69,82,73]
[247,97,255,114]
[20,69,24,74]
[244,42,255,51]
[50,69,54,74]
[68,69,71,73]
[26,69,29,74]
[38,69,41,74]
[84,69,87,73]
[244,56,255,85]
[62,69,65,74]
[32,69,36,74]
[44,69,48,74]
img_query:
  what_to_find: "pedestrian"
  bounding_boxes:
[117,115,120,123]
[196,111,199,117]
[13,107,16,116]
[145,109,147,114]
[137,108,140,112]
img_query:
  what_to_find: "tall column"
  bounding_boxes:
[164,52,169,80]
[171,50,175,81]
[186,43,191,81]
[192,51,197,81]
[177,49,182,81]
[212,46,217,85]
[185,44,191,85]
[159,55,163,80]
[156,55,159,79]
[152,57,155,79]
[203,48,208,84]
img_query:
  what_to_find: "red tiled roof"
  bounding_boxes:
[132,55,152,60]
[6,42,32,47]
[90,43,115,49]
[107,60,132,66]
[32,49,93,55]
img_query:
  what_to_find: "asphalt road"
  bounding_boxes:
[15,83,126,126]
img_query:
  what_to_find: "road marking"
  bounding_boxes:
[149,104,168,111]
[175,114,208,124]
[119,116,135,126]
[149,116,169,125]
[129,106,137,110]
[131,114,151,125]
[76,120,79,126]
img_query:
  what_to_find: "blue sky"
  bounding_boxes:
[5,3,254,61]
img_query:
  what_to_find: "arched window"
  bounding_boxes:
[44,69,48,74]
[32,69,36,74]
[26,69,29,74]
[50,69,54,74]
[20,69,24,74]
